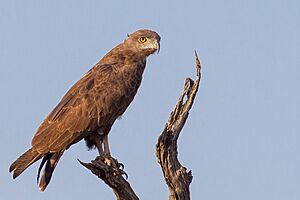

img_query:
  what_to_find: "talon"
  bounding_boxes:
[114,160,127,179]
[121,170,128,179]
[117,162,125,170]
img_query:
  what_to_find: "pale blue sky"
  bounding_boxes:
[1,0,299,199]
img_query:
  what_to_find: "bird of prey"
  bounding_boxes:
[9,29,160,191]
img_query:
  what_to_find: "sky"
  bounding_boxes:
[0,0,299,199]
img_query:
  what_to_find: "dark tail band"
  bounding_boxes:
[38,151,64,191]
[10,148,64,192]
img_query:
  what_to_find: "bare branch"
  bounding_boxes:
[79,156,139,200]
[156,51,201,200]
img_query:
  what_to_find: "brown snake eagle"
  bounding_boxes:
[9,29,160,191]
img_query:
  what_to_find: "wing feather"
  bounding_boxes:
[32,64,115,153]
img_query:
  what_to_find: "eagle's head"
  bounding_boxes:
[124,29,161,57]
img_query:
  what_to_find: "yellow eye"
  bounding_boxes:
[138,37,147,43]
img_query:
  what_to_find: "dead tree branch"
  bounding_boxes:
[79,52,201,200]
[156,51,201,200]
[79,156,139,200]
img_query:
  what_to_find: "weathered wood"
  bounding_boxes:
[156,51,201,200]
[78,156,139,200]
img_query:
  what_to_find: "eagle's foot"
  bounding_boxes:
[115,160,127,179]
[95,154,128,179]
[109,157,128,179]
[117,161,125,171]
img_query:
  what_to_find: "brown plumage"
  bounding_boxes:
[9,29,160,191]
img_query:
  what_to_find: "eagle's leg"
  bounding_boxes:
[102,134,126,175]
[102,134,112,166]
[100,126,125,173]
[94,138,104,156]
[103,134,110,156]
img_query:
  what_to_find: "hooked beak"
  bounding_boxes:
[144,39,160,55]
[154,40,160,54]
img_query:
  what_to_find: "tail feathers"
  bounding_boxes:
[38,151,64,191]
[9,148,42,179]
[10,148,64,192]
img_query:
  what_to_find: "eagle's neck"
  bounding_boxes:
[97,43,148,91]
[100,43,148,65]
